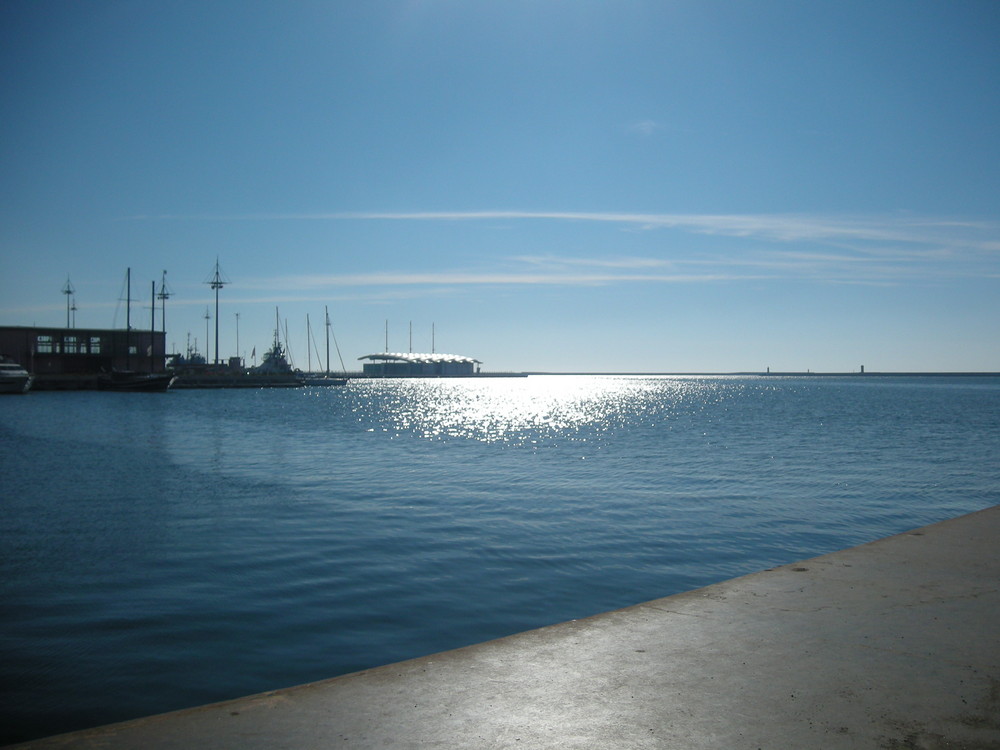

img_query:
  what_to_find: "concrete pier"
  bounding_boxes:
[12,506,1000,749]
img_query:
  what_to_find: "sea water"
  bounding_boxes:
[2,375,999,743]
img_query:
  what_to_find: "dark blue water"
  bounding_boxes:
[2,375,998,743]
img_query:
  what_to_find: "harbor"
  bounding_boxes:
[3,5,999,747]
[0,272,518,389]
[10,505,1000,749]
[2,271,993,391]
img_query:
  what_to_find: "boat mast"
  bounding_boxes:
[205,259,228,365]
[150,280,156,373]
[325,306,330,374]
[283,317,292,367]
[307,314,312,373]
[157,270,170,336]
[62,276,75,328]
[125,268,131,370]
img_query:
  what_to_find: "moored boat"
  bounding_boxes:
[301,306,350,387]
[170,309,303,389]
[301,374,348,386]
[248,336,302,387]
[97,370,175,391]
[0,356,32,393]
[168,357,302,389]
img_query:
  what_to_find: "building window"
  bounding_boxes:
[90,337,102,354]
[37,335,53,353]
[64,336,78,354]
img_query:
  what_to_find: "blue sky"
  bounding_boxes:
[2,0,998,372]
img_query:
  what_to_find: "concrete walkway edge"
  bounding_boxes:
[12,506,1000,749]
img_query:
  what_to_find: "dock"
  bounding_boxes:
[11,506,1000,749]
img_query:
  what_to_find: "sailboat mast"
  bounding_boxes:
[125,268,131,370]
[325,306,330,374]
[283,316,292,368]
[214,284,219,365]
[307,314,312,373]
[157,270,170,336]
[205,259,227,365]
[150,280,156,373]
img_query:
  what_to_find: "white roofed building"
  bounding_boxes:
[359,352,481,377]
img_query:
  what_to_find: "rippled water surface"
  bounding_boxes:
[2,375,998,742]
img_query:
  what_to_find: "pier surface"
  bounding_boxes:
[12,506,1000,749]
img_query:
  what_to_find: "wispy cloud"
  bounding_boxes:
[244,269,756,291]
[628,119,660,136]
[127,209,1000,293]
[128,208,1000,251]
[510,255,673,270]
[321,210,1000,252]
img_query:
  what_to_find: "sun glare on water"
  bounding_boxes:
[351,375,717,445]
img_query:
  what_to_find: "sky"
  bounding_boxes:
[1,0,998,373]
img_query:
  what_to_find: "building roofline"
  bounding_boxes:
[358,352,482,365]
[0,325,161,335]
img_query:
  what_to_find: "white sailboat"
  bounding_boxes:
[301,305,348,386]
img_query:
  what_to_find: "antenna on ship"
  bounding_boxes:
[204,307,211,363]
[204,259,229,365]
[62,276,75,328]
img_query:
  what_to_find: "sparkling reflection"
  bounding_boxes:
[345,375,740,445]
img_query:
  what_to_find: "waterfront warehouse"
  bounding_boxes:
[359,352,481,377]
